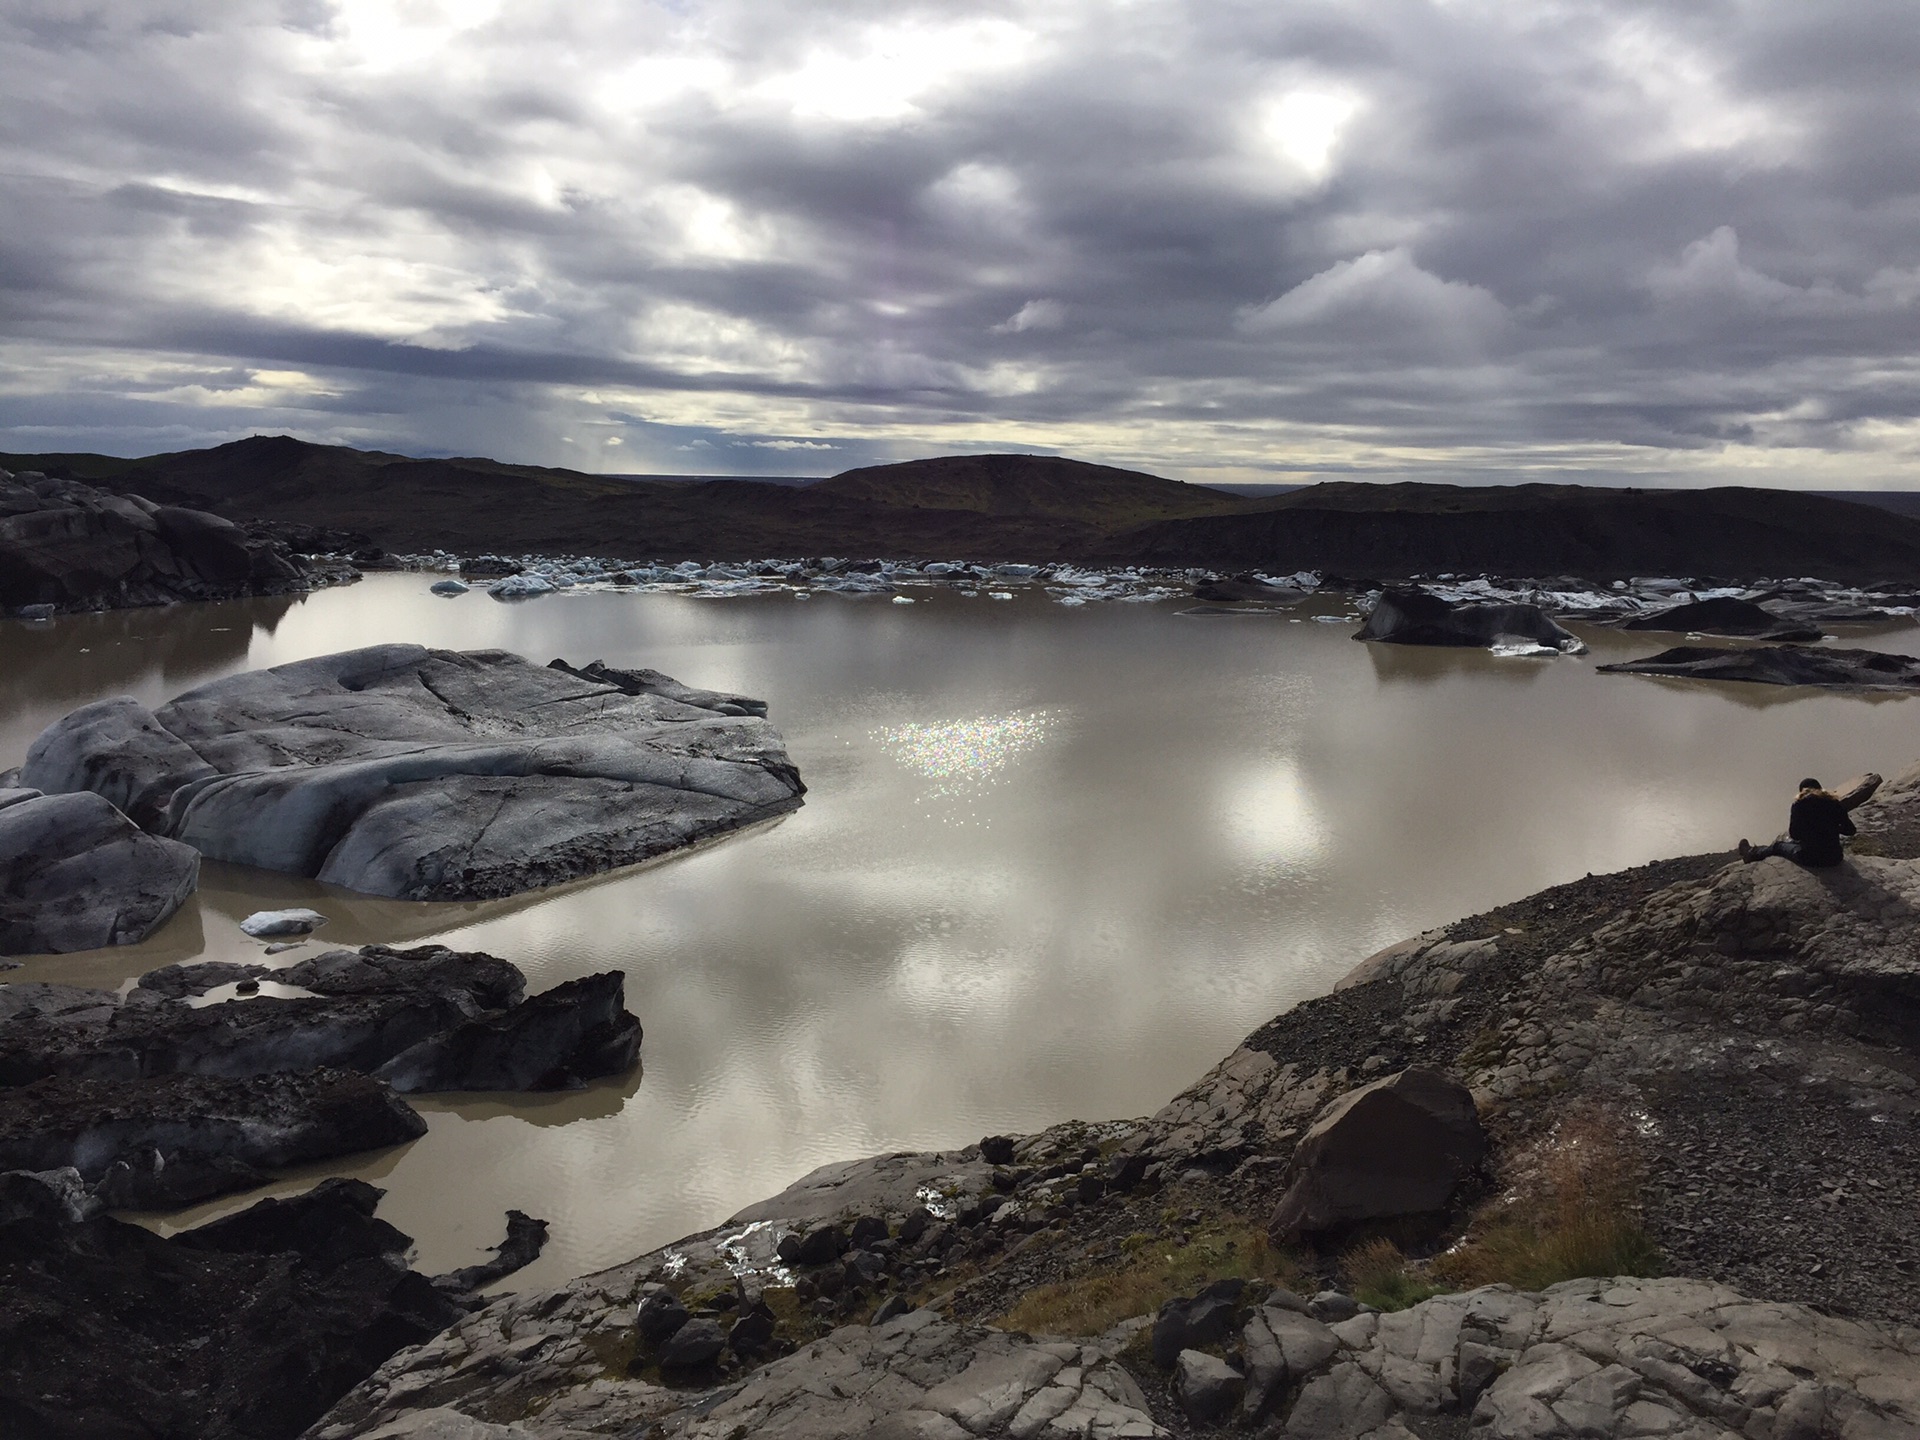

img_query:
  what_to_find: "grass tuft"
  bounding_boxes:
[1339,1237,1449,1312]
[992,1219,1307,1337]
[1433,1109,1661,1292]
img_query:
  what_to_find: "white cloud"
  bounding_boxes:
[1238,249,1507,334]
[1647,227,1865,315]
[0,0,1917,486]
[993,299,1065,334]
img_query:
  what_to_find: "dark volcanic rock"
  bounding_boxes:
[1598,643,1920,689]
[0,1171,463,1440]
[0,1069,426,1208]
[372,970,642,1093]
[1620,595,1824,641]
[1355,588,1583,652]
[428,1209,549,1295]
[547,657,770,717]
[0,944,638,1100]
[0,469,310,616]
[637,1289,692,1344]
[658,1316,726,1369]
[1268,1067,1485,1241]
[0,790,199,954]
[1191,574,1307,605]
[20,644,805,901]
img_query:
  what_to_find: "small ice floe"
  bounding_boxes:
[892,595,916,605]
[487,573,556,600]
[238,908,328,938]
[988,591,1014,601]
[993,563,1041,579]
[262,940,308,955]
[1489,634,1587,658]
[429,578,469,597]
[15,603,57,621]
[1488,636,1559,658]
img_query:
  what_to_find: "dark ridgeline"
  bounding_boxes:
[8,435,1920,580]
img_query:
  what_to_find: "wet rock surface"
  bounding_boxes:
[1355,589,1584,653]
[20,643,805,900]
[0,944,634,1094]
[1598,642,1920,689]
[0,468,314,616]
[0,789,199,954]
[0,1068,427,1208]
[0,944,639,1205]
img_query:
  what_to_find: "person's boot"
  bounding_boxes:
[1738,838,1756,863]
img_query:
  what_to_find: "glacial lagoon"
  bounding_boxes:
[5,572,1918,1291]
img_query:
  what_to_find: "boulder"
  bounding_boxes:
[1597,643,1920,689]
[1176,1350,1246,1425]
[0,790,198,954]
[0,469,309,615]
[658,1317,726,1369]
[1153,1278,1246,1367]
[1268,1068,1486,1241]
[1355,589,1584,653]
[636,1289,691,1344]
[1619,596,1823,641]
[0,1069,427,1208]
[0,943,636,1096]
[20,644,806,901]
[0,1171,465,1440]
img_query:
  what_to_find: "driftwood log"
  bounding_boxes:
[1835,772,1882,811]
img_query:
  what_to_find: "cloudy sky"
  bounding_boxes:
[2,0,1916,485]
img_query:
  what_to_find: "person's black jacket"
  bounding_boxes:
[1788,791,1855,867]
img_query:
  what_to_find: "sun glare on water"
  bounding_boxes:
[871,710,1057,801]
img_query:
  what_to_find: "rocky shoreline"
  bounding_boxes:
[275,771,1920,1439]
[5,773,1919,1435]
[1,467,342,617]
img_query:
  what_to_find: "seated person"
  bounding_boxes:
[1739,778,1854,867]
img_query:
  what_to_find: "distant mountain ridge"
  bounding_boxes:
[5,436,1920,581]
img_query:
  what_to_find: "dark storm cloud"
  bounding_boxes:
[0,0,1916,482]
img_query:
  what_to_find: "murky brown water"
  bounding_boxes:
[5,576,1919,1289]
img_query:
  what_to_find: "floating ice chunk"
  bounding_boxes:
[892,595,916,605]
[993,563,1040,578]
[488,573,556,600]
[1488,636,1558,658]
[239,908,328,938]
[429,578,469,596]
[988,591,1014,600]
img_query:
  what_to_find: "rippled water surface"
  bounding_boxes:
[4,576,1918,1289]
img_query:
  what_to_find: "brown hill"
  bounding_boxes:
[1107,480,1920,582]
[6,438,1920,581]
